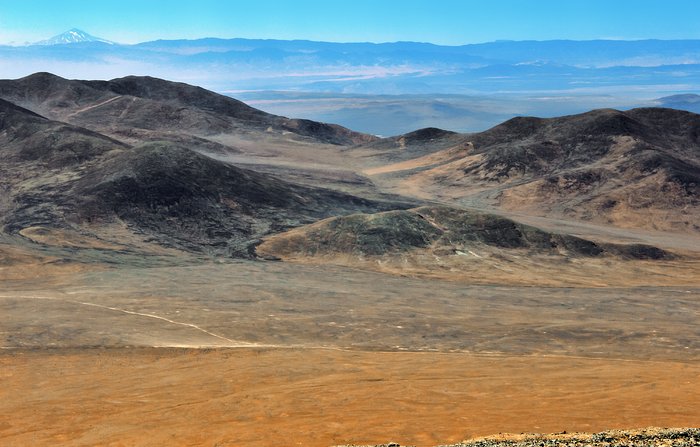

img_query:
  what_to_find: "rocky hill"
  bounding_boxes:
[363,108,700,232]
[0,97,395,258]
[255,205,691,287]
[0,72,376,147]
[1,74,697,264]
[358,127,464,164]
[334,427,700,447]
[259,206,668,259]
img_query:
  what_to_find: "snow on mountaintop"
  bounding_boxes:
[34,28,115,45]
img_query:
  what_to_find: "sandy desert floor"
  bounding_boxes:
[0,258,698,446]
[1,348,698,447]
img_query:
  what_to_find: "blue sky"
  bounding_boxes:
[1,0,699,45]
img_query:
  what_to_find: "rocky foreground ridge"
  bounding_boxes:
[336,428,700,447]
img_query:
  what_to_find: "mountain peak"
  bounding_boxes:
[34,28,115,46]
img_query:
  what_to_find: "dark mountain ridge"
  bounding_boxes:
[0,97,126,168]
[0,97,45,120]
[467,107,700,176]
[259,206,670,260]
[71,142,391,256]
[364,107,700,231]
[0,72,376,146]
[1,74,693,266]
[0,96,395,257]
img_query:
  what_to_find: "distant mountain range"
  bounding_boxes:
[22,29,700,67]
[2,29,700,134]
[4,29,699,95]
[655,93,700,113]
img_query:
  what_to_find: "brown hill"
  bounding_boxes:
[255,206,695,287]
[258,206,669,259]
[71,142,392,256]
[363,108,700,232]
[353,127,465,166]
[0,98,396,258]
[0,98,126,167]
[0,72,376,148]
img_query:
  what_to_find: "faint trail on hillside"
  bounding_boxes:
[0,294,246,346]
[70,300,242,344]
[67,95,122,117]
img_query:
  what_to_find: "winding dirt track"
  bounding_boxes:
[0,254,697,446]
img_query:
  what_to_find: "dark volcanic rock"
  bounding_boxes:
[0,97,45,121]
[285,210,443,256]
[359,107,700,231]
[402,127,458,143]
[0,72,377,145]
[71,142,391,255]
[0,98,126,168]
[259,206,670,260]
[464,108,700,189]
[0,99,399,257]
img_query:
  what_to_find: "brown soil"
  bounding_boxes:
[1,348,698,447]
[257,206,700,288]
[263,251,700,287]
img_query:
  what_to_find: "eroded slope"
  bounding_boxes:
[363,108,700,232]
[0,98,397,259]
[257,206,697,287]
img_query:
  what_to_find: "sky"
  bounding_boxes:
[1,0,699,45]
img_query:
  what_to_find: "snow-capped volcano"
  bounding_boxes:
[34,28,115,45]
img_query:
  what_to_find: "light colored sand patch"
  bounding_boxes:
[363,142,474,176]
[19,226,126,250]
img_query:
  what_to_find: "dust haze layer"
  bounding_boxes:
[4,36,700,135]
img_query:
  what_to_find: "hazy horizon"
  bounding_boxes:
[3,0,700,46]
[8,28,700,48]
[2,1,700,134]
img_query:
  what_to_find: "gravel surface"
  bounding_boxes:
[336,428,700,447]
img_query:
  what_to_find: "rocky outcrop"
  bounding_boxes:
[334,427,700,447]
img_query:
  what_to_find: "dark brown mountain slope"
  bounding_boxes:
[353,127,465,165]
[0,72,376,147]
[70,142,391,256]
[364,108,700,232]
[465,107,699,177]
[254,205,696,287]
[0,98,127,168]
[259,205,669,260]
[0,98,395,258]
